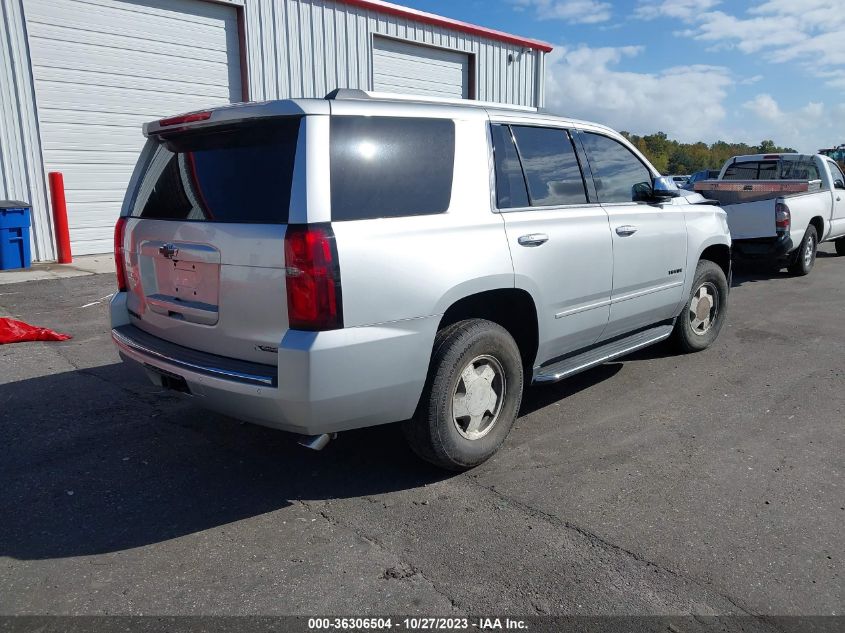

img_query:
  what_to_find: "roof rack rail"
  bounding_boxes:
[323,89,538,112]
[324,88,370,101]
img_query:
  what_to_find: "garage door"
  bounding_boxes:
[26,0,242,255]
[372,37,470,99]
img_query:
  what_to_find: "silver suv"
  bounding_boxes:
[111,90,732,470]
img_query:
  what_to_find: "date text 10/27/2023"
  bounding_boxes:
[307,617,529,630]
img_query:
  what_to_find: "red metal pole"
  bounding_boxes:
[48,172,72,264]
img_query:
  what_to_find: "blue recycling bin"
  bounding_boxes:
[0,200,32,270]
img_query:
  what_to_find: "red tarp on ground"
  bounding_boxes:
[0,317,71,344]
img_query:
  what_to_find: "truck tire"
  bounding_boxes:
[403,319,524,471]
[787,226,818,276]
[673,260,729,353]
[836,238,845,256]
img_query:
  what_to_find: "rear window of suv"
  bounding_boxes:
[330,116,455,221]
[130,118,301,223]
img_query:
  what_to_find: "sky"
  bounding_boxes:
[397,0,845,153]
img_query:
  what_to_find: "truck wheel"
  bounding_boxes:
[787,226,818,276]
[673,260,728,353]
[403,319,524,471]
[836,238,845,256]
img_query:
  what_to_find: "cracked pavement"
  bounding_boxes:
[1,246,843,626]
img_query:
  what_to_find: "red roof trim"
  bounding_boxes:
[336,0,554,53]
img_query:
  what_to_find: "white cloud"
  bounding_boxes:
[635,0,721,22]
[543,45,733,142]
[511,0,613,24]
[740,94,833,152]
[818,69,845,90]
[742,94,782,122]
[664,0,845,90]
[542,47,839,153]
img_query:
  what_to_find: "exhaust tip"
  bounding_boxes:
[296,433,336,451]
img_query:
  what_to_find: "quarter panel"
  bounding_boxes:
[784,193,831,241]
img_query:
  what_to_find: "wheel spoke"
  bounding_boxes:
[465,413,486,434]
[484,388,499,416]
[691,316,704,330]
[460,364,479,388]
[478,364,496,383]
[452,394,470,419]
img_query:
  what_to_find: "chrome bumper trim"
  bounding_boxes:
[112,326,277,387]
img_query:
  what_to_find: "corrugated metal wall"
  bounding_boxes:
[1,0,543,262]
[244,0,540,106]
[0,0,52,261]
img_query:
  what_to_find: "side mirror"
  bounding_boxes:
[651,176,681,201]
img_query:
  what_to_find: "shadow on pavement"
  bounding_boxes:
[730,261,790,288]
[0,348,653,562]
[519,363,621,416]
[0,362,447,561]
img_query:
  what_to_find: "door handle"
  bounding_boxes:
[518,233,549,247]
[615,225,638,236]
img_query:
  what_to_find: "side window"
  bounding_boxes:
[491,125,529,209]
[511,126,588,206]
[330,116,455,220]
[827,161,845,188]
[581,132,653,203]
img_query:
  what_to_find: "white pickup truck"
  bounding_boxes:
[694,153,845,275]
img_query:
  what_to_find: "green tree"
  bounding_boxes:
[621,132,797,174]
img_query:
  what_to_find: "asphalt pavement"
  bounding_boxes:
[1,246,842,627]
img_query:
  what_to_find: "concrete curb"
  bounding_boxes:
[0,255,115,285]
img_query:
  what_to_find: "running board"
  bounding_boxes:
[533,323,674,384]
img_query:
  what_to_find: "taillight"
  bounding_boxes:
[114,217,128,292]
[775,202,791,231]
[284,225,343,330]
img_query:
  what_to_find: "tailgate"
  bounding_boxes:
[120,116,302,365]
[721,199,777,239]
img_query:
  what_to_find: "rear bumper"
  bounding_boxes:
[732,233,793,260]
[111,295,438,435]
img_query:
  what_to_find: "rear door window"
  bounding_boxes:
[510,126,588,207]
[130,118,301,223]
[580,132,652,203]
[330,116,455,220]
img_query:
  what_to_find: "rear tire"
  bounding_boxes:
[403,319,523,471]
[673,260,729,353]
[787,226,818,276]
[835,238,845,256]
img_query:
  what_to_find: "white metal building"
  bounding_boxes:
[0,0,550,261]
